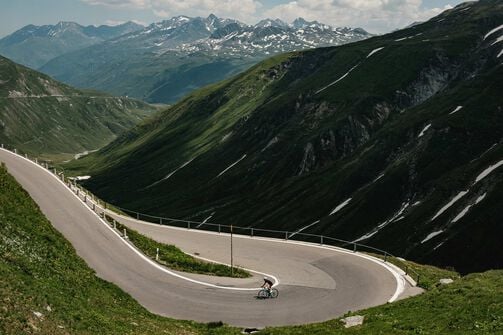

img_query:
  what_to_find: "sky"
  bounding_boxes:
[0,0,468,38]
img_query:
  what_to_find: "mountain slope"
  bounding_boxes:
[71,0,503,273]
[0,21,143,69]
[40,15,370,103]
[0,55,155,159]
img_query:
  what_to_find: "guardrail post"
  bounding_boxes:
[35,158,38,164]
[353,243,357,252]
[156,248,159,261]
[92,203,95,211]
[25,153,28,158]
[320,235,324,245]
[218,224,221,234]
[160,217,163,225]
[384,252,388,262]
[416,274,420,286]
[83,195,87,203]
[251,228,254,237]
[14,149,17,154]
[285,232,288,240]
[136,212,139,220]
[123,228,127,239]
[187,222,190,229]
[405,265,409,275]
[113,220,116,229]
[1,144,3,148]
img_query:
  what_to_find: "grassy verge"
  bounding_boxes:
[104,214,250,278]
[0,163,240,335]
[367,253,459,290]
[260,270,503,334]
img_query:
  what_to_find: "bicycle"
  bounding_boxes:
[257,287,279,299]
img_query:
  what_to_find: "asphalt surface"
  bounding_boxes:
[0,148,410,327]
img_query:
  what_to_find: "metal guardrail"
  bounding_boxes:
[0,144,421,285]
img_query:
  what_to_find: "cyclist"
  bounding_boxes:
[261,276,273,292]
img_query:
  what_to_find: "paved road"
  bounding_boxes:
[0,148,411,327]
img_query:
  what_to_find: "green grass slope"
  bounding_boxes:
[1,163,502,334]
[0,163,239,335]
[69,0,503,273]
[0,55,156,160]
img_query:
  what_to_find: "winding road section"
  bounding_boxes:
[0,148,416,327]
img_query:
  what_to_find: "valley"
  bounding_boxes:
[0,0,502,333]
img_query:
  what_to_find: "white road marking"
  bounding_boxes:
[1,148,406,302]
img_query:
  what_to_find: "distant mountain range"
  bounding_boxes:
[32,15,370,103]
[0,55,155,159]
[71,0,503,274]
[0,21,144,69]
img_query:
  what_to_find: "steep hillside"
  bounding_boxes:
[0,56,155,159]
[40,15,369,103]
[0,21,143,69]
[71,0,503,273]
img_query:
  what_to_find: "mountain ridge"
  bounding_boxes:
[0,21,144,69]
[39,14,370,103]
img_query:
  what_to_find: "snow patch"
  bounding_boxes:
[315,64,360,94]
[197,212,216,228]
[353,202,409,242]
[72,176,91,181]
[452,193,486,223]
[367,47,384,58]
[421,230,444,244]
[261,136,279,152]
[217,154,247,178]
[449,106,463,115]
[491,35,503,46]
[145,158,195,189]
[484,24,503,40]
[431,191,469,221]
[474,160,503,184]
[329,198,352,215]
[418,123,432,138]
[289,220,320,238]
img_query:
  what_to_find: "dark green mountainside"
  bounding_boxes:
[71,0,503,274]
[0,56,155,159]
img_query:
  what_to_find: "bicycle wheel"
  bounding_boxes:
[270,288,279,298]
[258,289,269,299]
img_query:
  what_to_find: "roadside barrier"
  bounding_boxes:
[0,144,421,285]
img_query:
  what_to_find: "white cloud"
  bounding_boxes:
[104,19,147,26]
[264,1,455,33]
[82,0,150,8]
[82,0,456,32]
[82,0,262,23]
